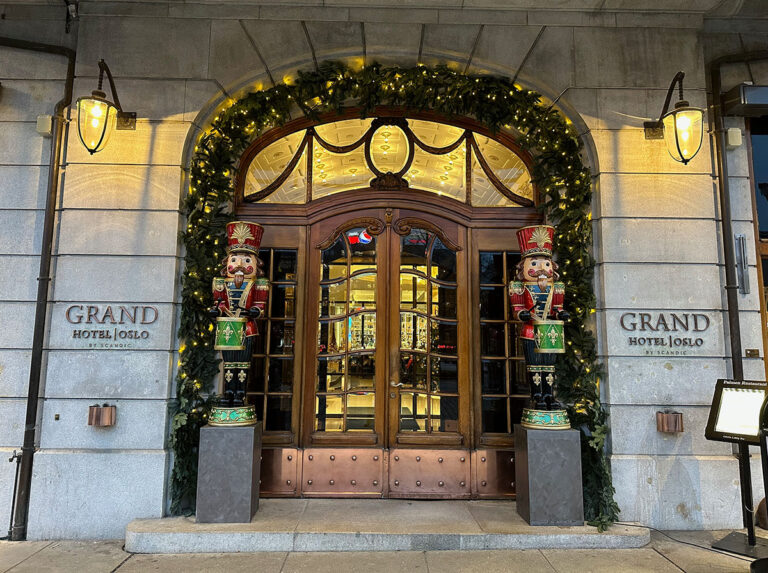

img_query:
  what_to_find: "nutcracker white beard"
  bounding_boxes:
[233,271,244,288]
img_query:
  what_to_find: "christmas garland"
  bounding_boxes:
[170,60,619,529]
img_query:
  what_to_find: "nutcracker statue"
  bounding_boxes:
[208,221,269,426]
[510,225,571,430]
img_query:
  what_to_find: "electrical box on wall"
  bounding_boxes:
[36,115,53,137]
[726,128,743,148]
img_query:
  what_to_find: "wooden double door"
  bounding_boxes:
[246,192,540,498]
[303,206,471,450]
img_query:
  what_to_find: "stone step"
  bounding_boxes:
[125,499,649,553]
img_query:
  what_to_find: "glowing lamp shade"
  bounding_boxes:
[662,101,704,165]
[76,91,117,154]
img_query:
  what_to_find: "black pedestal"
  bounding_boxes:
[196,422,262,523]
[514,424,584,526]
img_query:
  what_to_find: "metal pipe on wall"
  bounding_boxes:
[0,36,76,541]
[707,49,768,544]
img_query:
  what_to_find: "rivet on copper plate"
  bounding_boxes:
[287,455,292,461]
[438,481,445,487]
[286,480,291,485]
[394,480,400,486]
[374,455,379,461]
[460,481,466,487]
[416,456,421,462]
[308,455,313,461]
[352,455,357,461]
[394,456,399,461]
[416,480,422,487]
[460,457,466,462]
[481,457,486,462]
[438,457,443,463]
[481,480,487,486]
[351,480,357,485]
[330,479,335,485]
[373,480,379,486]
[307,479,313,485]
[330,455,335,461]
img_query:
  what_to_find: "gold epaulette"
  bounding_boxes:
[510,280,525,295]
[553,282,565,294]
[213,277,226,292]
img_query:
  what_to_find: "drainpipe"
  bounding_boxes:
[0,37,76,541]
[708,50,768,544]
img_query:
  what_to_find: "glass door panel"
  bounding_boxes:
[314,228,379,435]
[391,225,463,442]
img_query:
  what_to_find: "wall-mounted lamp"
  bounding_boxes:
[75,59,135,154]
[644,71,704,165]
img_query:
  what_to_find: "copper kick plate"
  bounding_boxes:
[389,449,471,498]
[302,448,384,497]
[260,448,300,496]
[259,447,517,499]
[473,449,515,498]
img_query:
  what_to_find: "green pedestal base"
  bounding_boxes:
[520,408,571,430]
[209,405,258,426]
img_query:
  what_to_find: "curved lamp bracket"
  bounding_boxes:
[644,71,686,140]
[97,59,136,130]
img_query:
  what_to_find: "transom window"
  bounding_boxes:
[242,116,534,207]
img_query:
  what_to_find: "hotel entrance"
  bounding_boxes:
[233,110,541,498]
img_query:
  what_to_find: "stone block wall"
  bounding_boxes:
[0,8,73,538]
[1,0,767,537]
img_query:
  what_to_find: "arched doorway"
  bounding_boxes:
[234,109,543,498]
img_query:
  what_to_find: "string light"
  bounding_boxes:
[173,61,609,526]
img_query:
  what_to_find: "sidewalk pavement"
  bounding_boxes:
[0,530,756,573]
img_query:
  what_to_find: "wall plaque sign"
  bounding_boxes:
[617,311,716,356]
[63,304,160,349]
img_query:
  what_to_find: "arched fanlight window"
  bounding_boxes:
[241,116,534,207]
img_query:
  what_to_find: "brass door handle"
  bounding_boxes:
[390,381,404,387]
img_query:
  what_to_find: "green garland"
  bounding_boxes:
[170,61,618,529]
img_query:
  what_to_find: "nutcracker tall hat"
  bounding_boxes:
[225,221,263,255]
[517,225,555,258]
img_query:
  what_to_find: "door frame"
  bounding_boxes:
[303,208,390,447]
[238,188,542,450]
[301,204,472,449]
[385,211,469,448]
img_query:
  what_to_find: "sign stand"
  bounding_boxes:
[706,379,768,558]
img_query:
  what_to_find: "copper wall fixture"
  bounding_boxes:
[656,411,683,433]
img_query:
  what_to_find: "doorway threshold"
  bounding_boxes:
[125,499,649,553]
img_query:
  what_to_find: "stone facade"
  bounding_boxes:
[1,0,767,539]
